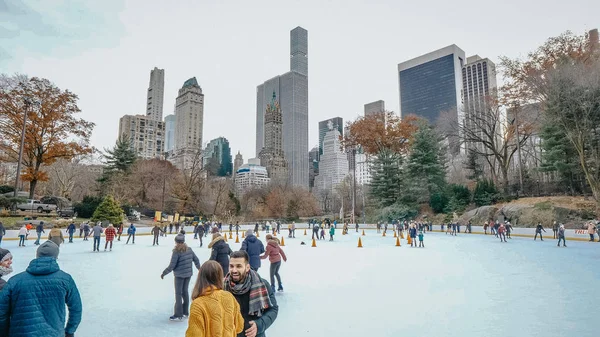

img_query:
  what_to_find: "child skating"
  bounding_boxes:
[418,230,424,247]
[329,225,335,241]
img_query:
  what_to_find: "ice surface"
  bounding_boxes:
[2,229,598,337]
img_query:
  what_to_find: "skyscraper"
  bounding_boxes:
[364,100,385,116]
[313,122,349,197]
[233,151,243,179]
[308,146,319,190]
[164,114,176,153]
[171,77,204,169]
[203,137,233,177]
[118,115,164,159]
[259,92,288,184]
[256,26,309,188]
[318,117,343,156]
[146,67,165,122]
[462,55,498,152]
[398,45,465,124]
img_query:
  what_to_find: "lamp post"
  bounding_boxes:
[13,98,31,198]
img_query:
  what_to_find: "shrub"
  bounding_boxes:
[73,196,103,218]
[0,185,14,194]
[473,180,500,207]
[91,195,124,224]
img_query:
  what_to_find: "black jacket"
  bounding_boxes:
[233,277,278,337]
[210,238,232,274]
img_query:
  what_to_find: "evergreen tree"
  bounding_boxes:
[405,122,447,203]
[539,122,583,194]
[100,136,137,178]
[464,149,484,181]
[91,195,124,224]
[369,148,403,207]
[473,179,500,207]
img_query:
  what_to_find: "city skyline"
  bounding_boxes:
[2,0,598,163]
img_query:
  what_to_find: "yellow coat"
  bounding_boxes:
[185,289,244,337]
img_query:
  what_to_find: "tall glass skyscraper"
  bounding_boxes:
[256,27,309,188]
[398,45,465,124]
[318,117,343,156]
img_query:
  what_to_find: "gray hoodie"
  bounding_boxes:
[92,225,103,237]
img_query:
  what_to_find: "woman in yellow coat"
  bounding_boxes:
[186,261,244,337]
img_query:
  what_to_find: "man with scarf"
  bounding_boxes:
[226,250,278,337]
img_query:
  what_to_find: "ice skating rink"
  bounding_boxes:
[4,228,598,337]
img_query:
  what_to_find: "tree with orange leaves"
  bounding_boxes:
[0,76,94,199]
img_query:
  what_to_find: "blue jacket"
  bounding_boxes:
[127,225,136,235]
[240,235,265,270]
[162,247,201,278]
[0,257,82,337]
[67,223,76,234]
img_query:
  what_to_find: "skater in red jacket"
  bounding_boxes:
[104,224,117,251]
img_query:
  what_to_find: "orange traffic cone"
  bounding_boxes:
[304,229,307,235]
[257,231,259,238]
[223,234,228,242]
[400,231,404,239]
[281,236,285,246]
[311,238,316,247]
[395,236,401,247]
[362,229,366,236]
[242,231,245,238]
[394,231,397,238]
[235,235,240,243]
[407,235,412,245]
[382,231,386,237]
[357,237,363,248]
[229,232,233,239]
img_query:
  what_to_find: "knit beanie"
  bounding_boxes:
[246,229,253,237]
[0,248,11,262]
[37,241,60,258]
[175,233,185,243]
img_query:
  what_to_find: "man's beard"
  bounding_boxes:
[0,265,13,277]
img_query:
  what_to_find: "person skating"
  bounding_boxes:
[240,230,265,272]
[34,222,45,245]
[0,241,82,337]
[505,221,514,239]
[418,230,425,247]
[225,250,278,337]
[312,224,319,240]
[194,224,205,247]
[186,260,244,337]
[587,222,596,242]
[92,222,103,252]
[126,223,136,244]
[483,221,488,235]
[261,234,287,293]
[0,222,5,247]
[329,225,335,241]
[552,221,559,239]
[48,225,64,247]
[235,222,240,236]
[79,222,84,238]
[557,224,567,247]
[466,221,472,234]
[152,224,162,246]
[176,222,181,233]
[117,223,124,241]
[161,233,201,321]
[320,226,325,240]
[355,223,359,233]
[410,225,417,247]
[83,222,91,241]
[534,222,546,241]
[451,223,457,236]
[169,223,174,234]
[209,233,233,275]
[104,224,116,251]
[18,225,28,247]
[66,222,76,243]
[254,223,259,235]
[498,223,507,242]
[25,223,32,240]
[0,248,13,291]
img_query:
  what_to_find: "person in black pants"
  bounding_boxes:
[534,222,546,241]
[557,224,566,247]
[505,222,513,239]
[194,225,205,247]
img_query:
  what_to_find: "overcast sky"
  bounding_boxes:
[1,0,598,163]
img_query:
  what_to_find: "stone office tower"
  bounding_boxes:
[259,92,288,184]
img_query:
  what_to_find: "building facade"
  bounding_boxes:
[203,137,233,177]
[308,146,319,190]
[259,92,288,184]
[118,115,165,159]
[354,151,372,186]
[256,26,309,188]
[164,114,176,152]
[364,100,385,116]
[235,160,271,194]
[462,56,498,153]
[171,77,204,169]
[398,45,465,124]
[318,117,343,156]
[146,67,165,122]
[233,151,243,179]
[313,123,349,197]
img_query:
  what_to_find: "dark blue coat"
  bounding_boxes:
[240,235,265,270]
[162,247,201,278]
[67,223,76,234]
[209,238,232,275]
[0,257,82,337]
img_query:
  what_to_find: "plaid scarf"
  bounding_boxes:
[225,269,271,317]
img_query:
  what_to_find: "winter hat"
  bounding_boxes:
[246,229,253,237]
[175,233,185,244]
[0,248,11,263]
[266,234,273,240]
[37,241,59,259]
